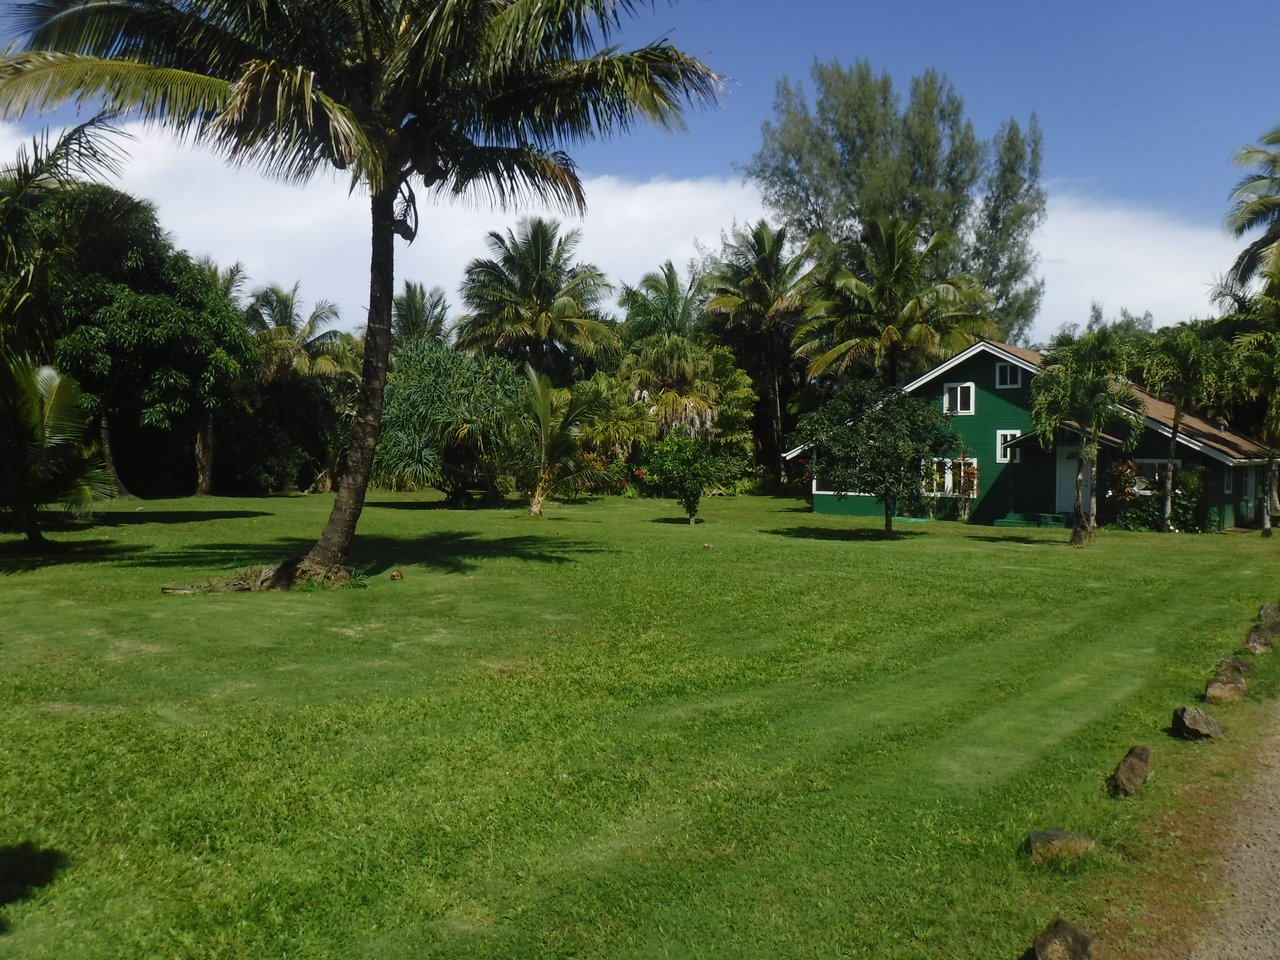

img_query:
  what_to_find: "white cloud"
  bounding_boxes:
[0,122,1243,346]
[1033,191,1240,343]
[0,123,762,327]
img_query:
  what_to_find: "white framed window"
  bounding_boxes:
[995,363,1022,389]
[1224,468,1234,495]
[996,430,1022,463]
[943,382,975,415]
[1131,459,1180,496]
[925,457,978,498]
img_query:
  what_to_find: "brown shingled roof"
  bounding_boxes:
[979,338,1269,464]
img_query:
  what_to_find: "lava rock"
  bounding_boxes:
[1216,655,1254,678]
[1033,917,1097,959]
[1025,829,1095,866]
[1205,674,1247,704]
[1106,745,1151,798]
[1244,625,1275,655]
[1259,601,1280,623]
[1172,705,1223,740]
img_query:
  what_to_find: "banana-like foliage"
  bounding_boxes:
[0,352,112,546]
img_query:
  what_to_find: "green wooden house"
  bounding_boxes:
[788,339,1272,529]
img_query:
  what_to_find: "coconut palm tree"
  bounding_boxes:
[0,352,111,547]
[702,220,817,482]
[514,365,607,516]
[795,214,993,386]
[1233,331,1280,537]
[1031,328,1144,545]
[619,260,701,343]
[392,281,449,352]
[245,283,344,382]
[0,0,719,576]
[618,333,720,435]
[1228,127,1280,288]
[1140,323,1221,532]
[453,217,620,385]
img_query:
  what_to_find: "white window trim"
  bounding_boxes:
[995,363,1022,390]
[996,430,1021,464]
[943,381,976,416]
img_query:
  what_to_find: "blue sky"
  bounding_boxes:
[0,1,1268,343]
[572,0,1265,222]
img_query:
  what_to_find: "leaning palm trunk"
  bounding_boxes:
[529,477,551,516]
[303,187,396,572]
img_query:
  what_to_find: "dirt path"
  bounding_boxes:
[1187,705,1280,960]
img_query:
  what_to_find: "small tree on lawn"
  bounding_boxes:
[646,429,721,524]
[795,380,961,537]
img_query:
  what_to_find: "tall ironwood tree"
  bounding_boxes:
[746,60,1044,343]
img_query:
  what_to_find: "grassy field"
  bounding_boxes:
[1,493,1277,958]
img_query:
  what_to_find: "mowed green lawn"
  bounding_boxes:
[1,493,1276,958]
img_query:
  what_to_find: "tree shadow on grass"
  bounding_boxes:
[766,525,925,542]
[651,517,702,525]
[365,499,480,511]
[112,537,314,572]
[351,531,601,576]
[93,509,273,526]
[965,534,1067,547]
[0,843,67,934]
[0,539,150,575]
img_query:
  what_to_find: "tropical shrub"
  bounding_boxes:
[0,354,112,546]
[645,429,722,523]
[1112,464,1212,533]
[373,343,525,505]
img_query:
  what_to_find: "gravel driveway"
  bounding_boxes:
[1188,709,1280,960]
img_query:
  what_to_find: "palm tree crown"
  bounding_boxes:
[795,214,993,385]
[453,216,620,385]
[1228,127,1280,288]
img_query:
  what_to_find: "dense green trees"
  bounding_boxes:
[373,343,525,505]
[0,0,719,574]
[746,60,1045,343]
[702,220,816,484]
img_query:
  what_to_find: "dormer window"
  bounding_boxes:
[995,363,1022,389]
[943,382,975,415]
